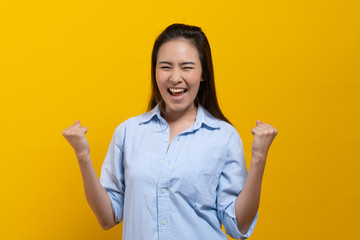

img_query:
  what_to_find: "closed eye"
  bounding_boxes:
[160,66,171,69]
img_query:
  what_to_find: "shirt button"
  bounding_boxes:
[162,220,167,225]
[165,138,169,143]
[160,159,164,164]
[161,189,167,194]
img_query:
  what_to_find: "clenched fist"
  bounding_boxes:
[62,120,90,158]
[251,120,278,161]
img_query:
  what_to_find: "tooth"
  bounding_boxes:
[170,88,184,93]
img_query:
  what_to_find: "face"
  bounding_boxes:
[156,38,203,116]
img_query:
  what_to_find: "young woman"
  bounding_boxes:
[63,24,277,240]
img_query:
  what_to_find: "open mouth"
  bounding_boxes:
[168,88,188,96]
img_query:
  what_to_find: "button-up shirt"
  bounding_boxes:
[100,104,257,239]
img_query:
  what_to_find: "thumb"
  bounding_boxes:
[81,126,88,134]
[74,120,81,127]
[256,120,262,126]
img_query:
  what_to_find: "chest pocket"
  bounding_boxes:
[177,154,225,209]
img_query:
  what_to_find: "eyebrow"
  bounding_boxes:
[159,61,196,66]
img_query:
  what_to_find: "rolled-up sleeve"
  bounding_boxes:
[99,124,126,224]
[217,131,258,239]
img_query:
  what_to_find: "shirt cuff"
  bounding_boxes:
[105,188,124,224]
[222,201,258,239]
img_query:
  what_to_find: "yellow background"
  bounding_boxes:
[1,0,359,239]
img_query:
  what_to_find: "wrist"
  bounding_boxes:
[249,155,266,176]
[251,152,267,165]
[76,151,91,163]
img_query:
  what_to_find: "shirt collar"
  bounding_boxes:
[139,104,164,124]
[193,105,220,130]
[139,103,220,130]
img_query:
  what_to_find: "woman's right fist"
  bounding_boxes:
[62,120,90,158]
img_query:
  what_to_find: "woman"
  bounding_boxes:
[62,23,277,239]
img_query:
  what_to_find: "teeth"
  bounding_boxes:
[169,88,185,93]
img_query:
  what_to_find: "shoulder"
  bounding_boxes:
[112,111,153,138]
[218,120,242,145]
[200,108,242,147]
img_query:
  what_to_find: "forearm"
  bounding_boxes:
[235,155,266,234]
[77,153,116,230]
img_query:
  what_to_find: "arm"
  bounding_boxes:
[63,120,116,230]
[234,155,265,234]
[235,120,277,234]
[77,153,117,230]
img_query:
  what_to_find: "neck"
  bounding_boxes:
[162,104,198,124]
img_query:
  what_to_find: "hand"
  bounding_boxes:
[62,120,90,158]
[251,120,278,161]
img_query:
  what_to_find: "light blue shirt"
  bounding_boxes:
[100,104,257,240]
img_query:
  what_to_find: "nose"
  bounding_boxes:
[169,67,183,83]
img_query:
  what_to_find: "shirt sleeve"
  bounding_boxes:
[99,123,126,224]
[217,130,258,239]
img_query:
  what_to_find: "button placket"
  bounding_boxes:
[157,126,171,240]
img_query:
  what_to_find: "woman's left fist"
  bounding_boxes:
[251,120,278,161]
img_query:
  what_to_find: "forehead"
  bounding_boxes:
[157,38,200,62]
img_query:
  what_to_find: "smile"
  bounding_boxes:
[168,88,188,96]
